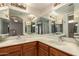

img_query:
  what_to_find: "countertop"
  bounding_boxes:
[0,34,79,56]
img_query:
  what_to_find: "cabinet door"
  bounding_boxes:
[38,42,49,51]
[38,48,48,56]
[0,45,22,56]
[7,51,21,56]
[23,47,37,56]
[38,42,49,56]
[22,41,37,56]
[0,48,8,56]
[50,47,72,56]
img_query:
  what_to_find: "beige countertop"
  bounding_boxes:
[0,35,79,56]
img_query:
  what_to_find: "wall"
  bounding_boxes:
[0,9,9,19]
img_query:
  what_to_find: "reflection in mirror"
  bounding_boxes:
[31,22,35,33]
[51,14,63,35]
[0,18,9,34]
[74,23,77,33]
[51,21,56,33]
[25,23,27,33]
[35,17,49,34]
[74,3,79,39]
[55,24,63,35]
[68,15,74,38]
[9,16,23,36]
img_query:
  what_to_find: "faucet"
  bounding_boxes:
[58,34,66,42]
[17,35,21,38]
[58,36,64,42]
[16,32,21,39]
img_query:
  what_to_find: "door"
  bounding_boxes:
[38,24,42,34]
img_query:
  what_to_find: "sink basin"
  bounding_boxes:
[0,39,6,42]
[51,41,64,45]
[46,39,64,45]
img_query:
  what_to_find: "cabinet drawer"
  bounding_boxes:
[0,48,8,55]
[38,42,49,51]
[50,47,72,56]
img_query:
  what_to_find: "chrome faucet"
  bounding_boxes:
[58,36,64,42]
[58,34,66,42]
[17,34,22,39]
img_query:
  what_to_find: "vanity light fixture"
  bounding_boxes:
[51,23,54,25]
[75,24,78,26]
[26,21,31,25]
[8,25,9,27]
[14,19,18,22]
[52,11,58,15]
[68,20,74,23]
[32,25,36,27]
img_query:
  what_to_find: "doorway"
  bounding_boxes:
[38,24,42,34]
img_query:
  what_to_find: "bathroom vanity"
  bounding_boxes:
[0,37,74,56]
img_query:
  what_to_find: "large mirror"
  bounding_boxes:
[9,16,23,36]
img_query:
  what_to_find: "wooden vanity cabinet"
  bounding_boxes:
[38,42,49,56]
[22,41,37,56]
[49,47,73,56]
[0,41,73,56]
[37,42,73,56]
[0,45,22,56]
[0,41,37,56]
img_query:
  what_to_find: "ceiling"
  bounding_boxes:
[26,3,75,17]
[26,3,54,17]
[0,3,76,23]
[55,3,74,14]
